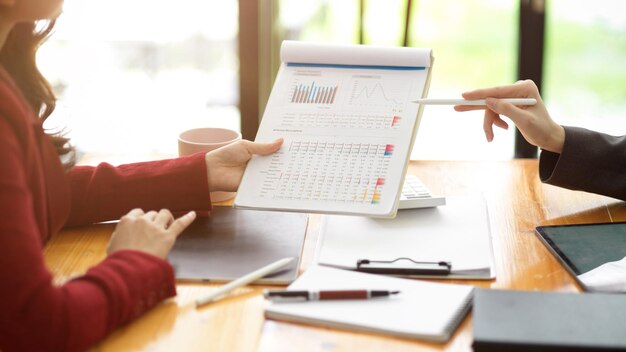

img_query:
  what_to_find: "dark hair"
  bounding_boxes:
[0,20,74,167]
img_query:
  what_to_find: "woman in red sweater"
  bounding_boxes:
[0,1,282,351]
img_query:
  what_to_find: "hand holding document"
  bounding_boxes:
[413,98,537,106]
[234,40,434,218]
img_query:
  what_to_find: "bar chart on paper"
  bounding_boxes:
[290,81,339,105]
[257,140,395,204]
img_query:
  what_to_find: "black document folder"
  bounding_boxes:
[168,207,307,284]
[472,289,626,352]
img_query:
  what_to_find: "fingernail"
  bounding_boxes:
[486,98,496,109]
[187,211,196,217]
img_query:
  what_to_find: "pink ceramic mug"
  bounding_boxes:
[178,127,242,202]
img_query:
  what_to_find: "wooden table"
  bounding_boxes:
[43,160,626,351]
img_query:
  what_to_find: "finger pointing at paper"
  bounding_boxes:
[454,80,565,153]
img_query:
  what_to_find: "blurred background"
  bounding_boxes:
[39,0,626,162]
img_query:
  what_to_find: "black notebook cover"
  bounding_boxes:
[168,207,307,284]
[472,289,626,352]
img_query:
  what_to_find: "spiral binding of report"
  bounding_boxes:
[398,175,446,209]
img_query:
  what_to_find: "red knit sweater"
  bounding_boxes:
[0,67,212,351]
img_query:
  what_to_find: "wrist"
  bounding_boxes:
[205,152,214,191]
[546,125,565,154]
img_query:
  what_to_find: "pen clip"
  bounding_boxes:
[356,257,452,275]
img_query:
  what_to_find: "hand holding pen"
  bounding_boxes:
[264,289,400,302]
[420,80,565,153]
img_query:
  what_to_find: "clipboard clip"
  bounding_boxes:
[356,257,452,275]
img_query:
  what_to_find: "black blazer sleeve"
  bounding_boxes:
[539,126,626,200]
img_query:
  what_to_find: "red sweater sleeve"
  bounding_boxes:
[66,153,212,226]
[0,120,175,352]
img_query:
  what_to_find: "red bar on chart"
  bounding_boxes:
[291,87,298,103]
[297,86,303,102]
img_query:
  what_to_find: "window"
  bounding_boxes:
[39,1,624,162]
[544,0,626,136]
[279,0,517,160]
[39,0,240,160]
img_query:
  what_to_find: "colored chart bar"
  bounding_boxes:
[384,144,394,156]
[291,82,338,104]
[391,115,401,127]
[371,192,381,204]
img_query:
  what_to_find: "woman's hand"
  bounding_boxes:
[204,138,283,192]
[107,209,196,259]
[454,80,565,153]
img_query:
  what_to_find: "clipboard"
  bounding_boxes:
[356,258,452,275]
[314,196,495,279]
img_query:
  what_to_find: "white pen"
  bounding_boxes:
[195,257,294,307]
[412,98,537,106]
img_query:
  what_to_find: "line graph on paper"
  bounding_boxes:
[348,78,410,111]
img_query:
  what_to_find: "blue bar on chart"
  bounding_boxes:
[291,82,338,104]
[384,144,394,156]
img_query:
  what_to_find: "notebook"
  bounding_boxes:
[535,221,626,292]
[235,40,434,218]
[265,265,474,342]
[168,207,307,284]
[315,196,495,279]
[473,288,626,351]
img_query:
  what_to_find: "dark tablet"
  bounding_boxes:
[168,207,307,284]
[535,221,626,291]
